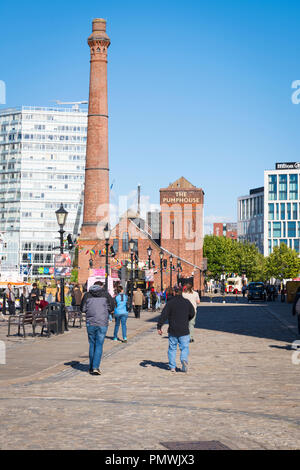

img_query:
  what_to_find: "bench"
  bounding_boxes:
[7,309,59,338]
[66,307,84,328]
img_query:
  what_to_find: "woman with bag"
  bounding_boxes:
[113,286,129,343]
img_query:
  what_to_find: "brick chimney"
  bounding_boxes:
[80,18,110,240]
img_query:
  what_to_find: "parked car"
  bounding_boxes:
[247,282,266,302]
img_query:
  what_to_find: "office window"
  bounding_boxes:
[268,222,271,237]
[288,221,296,238]
[293,203,298,220]
[268,175,277,200]
[282,221,286,237]
[113,239,119,254]
[268,203,274,220]
[289,174,298,200]
[273,222,281,238]
[268,239,272,255]
[280,239,287,247]
[287,203,291,220]
[273,239,278,248]
[276,203,279,220]
[279,174,287,200]
[295,239,300,253]
[280,203,285,220]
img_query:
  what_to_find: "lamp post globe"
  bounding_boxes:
[55,203,68,229]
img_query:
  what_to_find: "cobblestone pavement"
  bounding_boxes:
[0,299,299,450]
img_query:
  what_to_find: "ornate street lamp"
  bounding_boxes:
[129,238,135,311]
[159,250,164,292]
[177,259,182,286]
[169,254,173,288]
[103,223,111,291]
[55,203,68,331]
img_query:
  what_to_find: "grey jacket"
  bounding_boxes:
[81,285,114,327]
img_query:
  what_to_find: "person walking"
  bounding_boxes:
[182,283,200,343]
[150,288,157,312]
[292,287,300,335]
[5,283,16,315]
[81,281,114,375]
[72,284,82,312]
[113,286,129,343]
[132,287,144,319]
[157,287,195,373]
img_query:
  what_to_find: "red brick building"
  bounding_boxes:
[78,20,205,291]
[213,222,237,240]
[79,177,205,291]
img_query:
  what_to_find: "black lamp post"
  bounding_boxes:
[169,254,173,287]
[177,259,181,286]
[55,203,68,330]
[103,223,111,292]
[159,250,164,292]
[147,245,152,269]
[129,238,135,311]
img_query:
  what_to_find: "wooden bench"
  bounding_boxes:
[7,309,59,338]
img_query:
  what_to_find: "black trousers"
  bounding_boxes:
[134,306,141,318]
[8,301,16,315]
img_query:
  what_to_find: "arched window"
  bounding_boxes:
[122,232,129,252]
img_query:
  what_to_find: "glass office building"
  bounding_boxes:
[264,163,300,255]
[0,106,87,277]
[237,187,264,254]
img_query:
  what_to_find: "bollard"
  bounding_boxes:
[210,295,213,303]
[222,294,225,304]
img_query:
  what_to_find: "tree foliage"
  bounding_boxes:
[265,243,300,280]
[203,236,300,281]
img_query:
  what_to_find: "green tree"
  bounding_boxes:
[265,243,300,280]
[203,235,265,281]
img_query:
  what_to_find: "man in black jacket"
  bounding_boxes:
[157,287,195,373]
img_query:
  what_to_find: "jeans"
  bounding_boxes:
[168,334,190,370]
[114,314,128,339]
[86,324,108,370]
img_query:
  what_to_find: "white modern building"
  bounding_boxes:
[264,162,300,255]
[237,187,264,254]
[0,105,87,278]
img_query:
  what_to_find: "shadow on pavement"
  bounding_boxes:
[64,361,89,373]
[196,303,296,343]
[139,360,169,370]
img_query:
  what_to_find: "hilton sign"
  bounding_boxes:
[276,162,300,170]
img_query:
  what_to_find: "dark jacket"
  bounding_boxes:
[157,294,195,337]
[81,285,114,327]
[292,290,300,316]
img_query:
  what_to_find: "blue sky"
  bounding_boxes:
[1,0,300,232]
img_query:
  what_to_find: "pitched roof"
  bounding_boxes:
[166,177,196,189]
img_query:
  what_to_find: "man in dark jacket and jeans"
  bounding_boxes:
[81,281,114,375]
[157,287,195,373]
